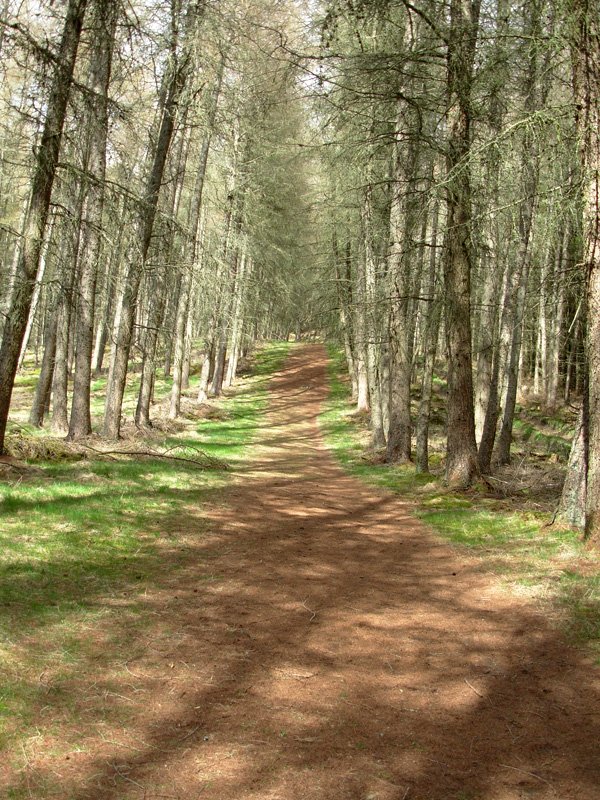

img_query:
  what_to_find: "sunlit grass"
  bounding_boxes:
[0,340,292,750]
[512,418,572,459]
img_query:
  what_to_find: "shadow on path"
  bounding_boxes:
[9,346,600,800]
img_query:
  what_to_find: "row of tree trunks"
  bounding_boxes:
[103,1,206,439]
[326,0,595,509]
[0,0,88,454]
[135,112,193,429]
[170,54,225,417]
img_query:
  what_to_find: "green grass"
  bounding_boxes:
[0,341,292,751]
[320,344,600,657]
[321,348,437,494]
[513,418,572,459]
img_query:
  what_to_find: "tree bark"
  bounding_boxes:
[68,0,117,439]
[135,113,193,428]
[333,234,357,400]
[443,0,481,487]
[473,0,509,445]
[494,0,543,464]
[362,183,385,447]
[569,0,600,540]
[51,291,71,433]
[169,55,224,416]
[210,167,243,398]
[546,230,566,410]
[556,410,586,527]
[0,0,87,453]
[18,212,55,370]
[103,1,205,438]
[29,304,59,427]
[386,102,416,463]
[196,351,211,403]
[352,237,370,411]
[415,197,441,473]
[224,250,249,389]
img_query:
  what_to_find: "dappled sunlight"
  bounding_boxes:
[1,345,598,800]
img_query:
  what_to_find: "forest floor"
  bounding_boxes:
[2,344,600,799]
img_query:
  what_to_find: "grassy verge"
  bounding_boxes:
[320,346,600,659]
[0,341,291,756]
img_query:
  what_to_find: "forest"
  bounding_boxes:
[0,0,599,798]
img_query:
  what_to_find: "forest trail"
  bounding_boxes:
[38,346,599,799]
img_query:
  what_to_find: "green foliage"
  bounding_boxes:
[513,418,572,460]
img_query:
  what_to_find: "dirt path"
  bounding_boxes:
[29,346,600,799]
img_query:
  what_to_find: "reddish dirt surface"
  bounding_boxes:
[8,345,600,799]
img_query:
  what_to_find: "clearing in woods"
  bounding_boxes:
[4,345,600,799]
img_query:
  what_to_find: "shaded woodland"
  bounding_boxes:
[0,0,599,539]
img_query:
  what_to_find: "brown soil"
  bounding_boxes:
[7,345,600,799]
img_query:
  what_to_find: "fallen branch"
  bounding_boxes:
[79,443,228,470]
[301,599,317,622]
[464,678,484,698]
[500,763,552,786]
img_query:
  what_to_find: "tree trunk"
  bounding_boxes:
[443,0,481,487]
[474,250,502,446]
[162,276,181,379]
[0,0,87,453]
[51,292,71,433]
[354,247,370,413]
[135,114,193,428]
[196,351,211,403]
[362,184,385,447]
[135,271,169,428]
[415,198,441,473]
[18,212,55,370]
[568,0,600,540]
[103,104,177,436]
[495,255,532,464]
[494,0,546,464]
[386,102,416,463]
[181,315,193,390]
[224,252,248,389]
[68,0,117,439]
[478,254,520,472]
[169,57,223,415]
[210,167,243,398]
[92,270,116,376]
[169,270,193,417]
[333,235,357,400]
[211,325,229,397]
[474,0,509,445]
[556,410,586,527]
[29,305,59,427]
[103,2,205,439]
[546,230,566,410]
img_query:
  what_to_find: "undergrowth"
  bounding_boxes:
[320,345,600,659]
[0,341,291,756]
